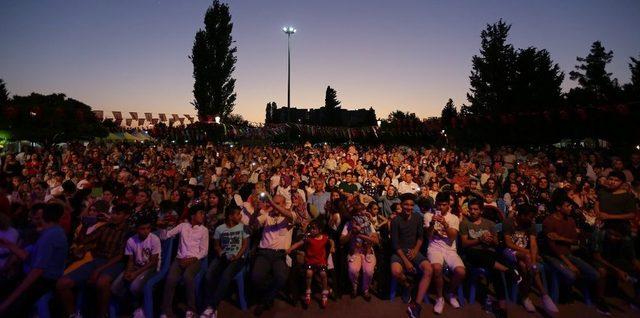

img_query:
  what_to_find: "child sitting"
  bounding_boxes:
[111,216,161,317]
[288,220,334,308]
[161,204,209,318]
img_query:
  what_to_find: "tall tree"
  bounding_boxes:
[441,98,458,126]
[265,101,278,123]
[569,41,618,102]
[265,102,272,123]
[466,20,517,116]
[630,55,640,89]
[0,78,9,106]
[190,0,237,119]
[324,86,341,109]
[512,47,564,111]
[323,86,341,126]
[625,55,640,96]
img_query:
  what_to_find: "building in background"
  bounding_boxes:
[266,104,376,127]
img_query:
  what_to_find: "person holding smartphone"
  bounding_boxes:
[424,191,466,315]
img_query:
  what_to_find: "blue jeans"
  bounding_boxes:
[205,257,245,309]
[544,254,600,285]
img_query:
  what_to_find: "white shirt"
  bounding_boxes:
[276,186,306,209]
[165,222,209,260]
[125,233,162,270]
[257,211,297,250]
[325,158,337,171]
[270,175,281,191]
[423,211,460,251]
[398,181,420,194]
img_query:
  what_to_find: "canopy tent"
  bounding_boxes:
[104,133,124,141]
[132,131,154,141]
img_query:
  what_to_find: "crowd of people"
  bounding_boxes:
[0,141,639,318]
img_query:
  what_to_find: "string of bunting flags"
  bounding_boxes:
[148,122,392,142]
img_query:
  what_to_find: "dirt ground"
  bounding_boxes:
[215,293,638,318]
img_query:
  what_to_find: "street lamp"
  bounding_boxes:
[377,120,382,127]
[283,26,296,122]
[215,116,221,124]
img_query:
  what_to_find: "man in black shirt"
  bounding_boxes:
[391,194,432,318]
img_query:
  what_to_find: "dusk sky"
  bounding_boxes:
[2,0,639,123]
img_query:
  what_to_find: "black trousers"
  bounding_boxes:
[251,248,289,305]
[7,276,57,318]
[464,248,507,300]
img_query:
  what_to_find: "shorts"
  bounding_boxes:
[427,245,464,270]
[304,264,328,272]
[391,249,428,269]
[64,258,125,286]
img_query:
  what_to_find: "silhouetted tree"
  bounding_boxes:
[0,79,9,106]
[0,93,107,144]
[225,113,248,126]
[387,110,419,122]
[265,102,274,123]
[467,20,516,116]
[631,55,640,89]
[323,86,341,126]
[191,0,237,119]
[568,41,619,103]
[513,47,564,111]
[324,86,341,109]
[623,55,640,100]
[441,98,458,127]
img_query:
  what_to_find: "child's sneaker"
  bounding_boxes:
[542,294,559,313]
[406,302,422,318]
[133,307,146,318]
[304,290,312,306]
[523,297,536,312]
[449,296,461,309]
[434,297,445,314]
[200,306,216,318]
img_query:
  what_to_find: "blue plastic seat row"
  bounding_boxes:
[35,234,249,318]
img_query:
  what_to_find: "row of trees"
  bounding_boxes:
[0,82,107,144]
[439,20,640,145]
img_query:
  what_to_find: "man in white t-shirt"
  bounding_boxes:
[250,194,297,316]
[111,216,161,317]
[423,192,466,315]
[398,171,420,194]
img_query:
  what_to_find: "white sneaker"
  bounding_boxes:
[523,297,536,312]
[449,296,461,309]
[542,294,559,313]
[185,311,196,318]
[434,297,445,314]
[200,307,215,318]
[133,307,146,318]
